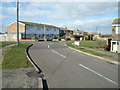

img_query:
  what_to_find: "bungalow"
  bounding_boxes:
[110,18,120,53]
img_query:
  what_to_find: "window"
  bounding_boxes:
[12,33,17,38]
[46,28,49,31]
[37,26,42,30]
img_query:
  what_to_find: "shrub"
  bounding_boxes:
[95,40,107,48]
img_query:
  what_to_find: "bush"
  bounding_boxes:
[95,40,106,48]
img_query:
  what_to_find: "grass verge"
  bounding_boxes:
[80,41,95,48]
[2,43,33,69]
[66,42,113,57]
[0,41,16,48]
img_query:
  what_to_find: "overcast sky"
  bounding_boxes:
[1,1,118,34]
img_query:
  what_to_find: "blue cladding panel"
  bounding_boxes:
[26,24,59,35]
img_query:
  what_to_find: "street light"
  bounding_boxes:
[16,0,19,45]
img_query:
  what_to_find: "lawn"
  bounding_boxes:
[2,43,33,69]
[66,42,112,57]
[79,41,95,48]
[0,41,16,48]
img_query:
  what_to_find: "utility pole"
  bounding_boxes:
[44,24,46,41]
[16,0,19,45]
[96,27,97,33]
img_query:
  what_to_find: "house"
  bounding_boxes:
[59,27,73,41]
[0,32,8,41]
[88,32,101,40]
[7,21,60,41]
[110,18,120,53]
[73,30,88,41]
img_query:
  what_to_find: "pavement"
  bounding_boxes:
[0,44,17,89]
[29,42,119,88]
[2,67,38,88]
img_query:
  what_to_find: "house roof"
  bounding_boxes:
[19,21,60,28]
[74,30,85,33]
[88,32,101,35]
[60,28,73,31]
[112,18,120,24]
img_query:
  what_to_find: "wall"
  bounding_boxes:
[112,25,120,40]
[7,22,25,41]
[26,24,59,35]
[0,34,8,41]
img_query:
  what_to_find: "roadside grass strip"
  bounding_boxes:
[66,42,113,57]
[2,43,33,69]
[80,41,95,48]
[0,41,16,48]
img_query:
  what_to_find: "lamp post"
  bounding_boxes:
[16,0,19,45]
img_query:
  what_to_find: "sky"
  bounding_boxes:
[1,1,118,34]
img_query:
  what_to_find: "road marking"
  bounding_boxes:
[48,45,66,59]
[51,49,66,59]
[48,45,50,48]
[79,64,118,85]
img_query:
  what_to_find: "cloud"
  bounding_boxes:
[17,2,117,20]
[55,17,114,34]
[1,2,118,34]
[2,7,16,15]
[0,15,9,21]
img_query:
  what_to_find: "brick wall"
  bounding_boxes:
[7,22,25,41]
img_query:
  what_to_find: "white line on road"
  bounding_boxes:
[48,45,50,48]
[51,49,67,58]
[79,64,118,85]
[48,45,67,59]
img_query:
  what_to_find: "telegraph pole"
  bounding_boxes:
[44,24,46,41]
[16,0,19,45]
[96,27,97,33]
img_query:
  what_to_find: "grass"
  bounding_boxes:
[66,42,113,57]
[0,41,16,48]
[2,43,33,69]
[79,41,96,48]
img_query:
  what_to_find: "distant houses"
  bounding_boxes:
[110,18,120,53]
[88,32,101,40]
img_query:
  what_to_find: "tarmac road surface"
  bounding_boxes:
[29,42,118,88]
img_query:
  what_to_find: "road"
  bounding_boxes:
[29,42,118,88]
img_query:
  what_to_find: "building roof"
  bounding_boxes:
[112,18,120,24]
[74,30,85,33]
[88,32,101,35]
[60,28,73,31]
[19,21,60,28]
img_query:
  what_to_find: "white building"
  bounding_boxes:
[110,18,120,53]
